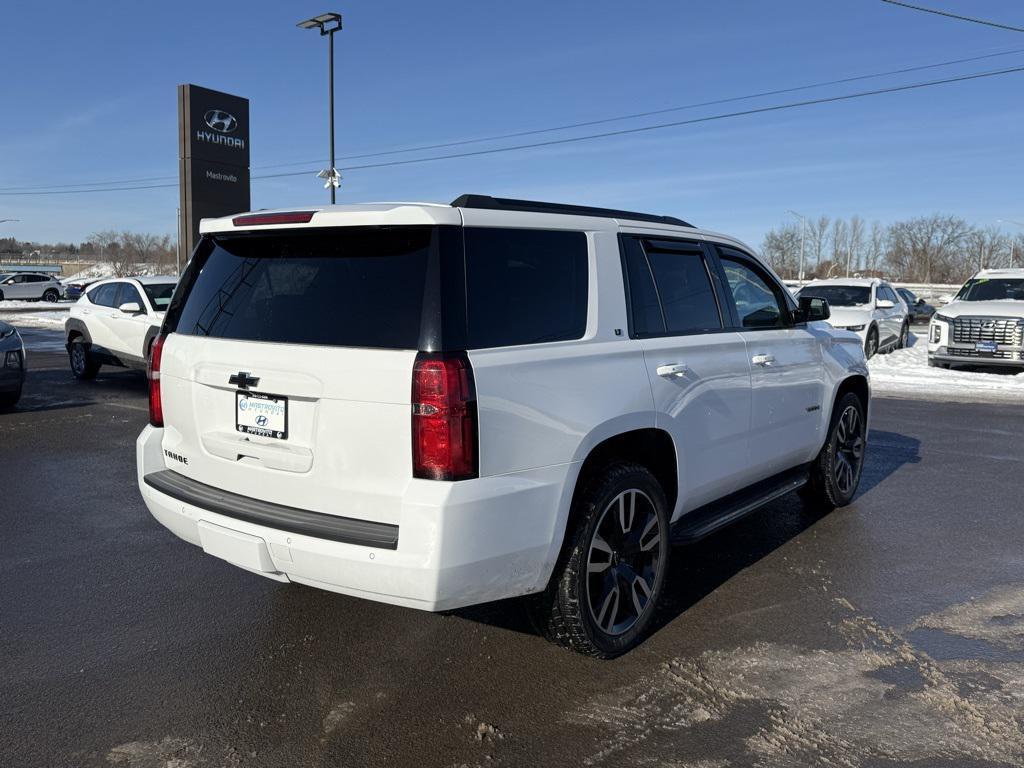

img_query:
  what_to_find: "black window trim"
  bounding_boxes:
[711,243,798,331]
[618,234,733,340]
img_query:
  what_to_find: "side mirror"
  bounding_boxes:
[118,301,143,314]
[916,298,925,306]
[3,279,13,285]
[876,299,895,309]
[795,295,830,323]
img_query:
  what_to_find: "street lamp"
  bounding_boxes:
[0,219,19,224]
[297,12,344,204]
[997,219,1024,268]
[786,210,806,283]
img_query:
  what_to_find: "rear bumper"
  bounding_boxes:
[136,425,573,611]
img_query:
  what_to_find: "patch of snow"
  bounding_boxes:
[0,308,68,329]
[869,336,1024,404]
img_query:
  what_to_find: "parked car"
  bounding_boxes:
[896,288,935,324]
[64,276,178,379]
[0,320,25,409]
[63,276,102,300]
[137,196,869,658]
[928,268,1024,369]
[0,272,62,302]
[796,278,909,358]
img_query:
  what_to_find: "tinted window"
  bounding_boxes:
[143,283,176,310]
[168,228,433,349]
[118,283,144,308]
[645,245,721,334]
[464,228,587,348]
[620,237,665,335]
[720,254,786,329]
[956,278,1024,302]
[89,283,120,307]
[797,284,871,307]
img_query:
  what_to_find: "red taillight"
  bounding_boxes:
[231,211,315,226]
[147,333,166,427]
[412,352,478,481]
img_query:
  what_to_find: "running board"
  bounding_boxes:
[670,466,810,544]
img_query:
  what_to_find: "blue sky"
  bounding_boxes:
[1,0,1023,248]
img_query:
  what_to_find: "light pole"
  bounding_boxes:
[0,219,19,224]
[997,219,1024,268]
[786,210,806,283]
[298,12,343,204]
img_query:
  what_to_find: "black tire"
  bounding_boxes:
[69,337,100,380]
[528,463,670,658]
[43,289,59,303]
[0,386,21,410]
[801,392,866,513]
[898,322,909,349]
[865,326,879,359]
[0,290,4,301]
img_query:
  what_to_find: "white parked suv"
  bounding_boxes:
[928,268,1024,369]
[796,278,909,358]
[0,272,63,302]
[137,196,870,657]
[65,276,177,379]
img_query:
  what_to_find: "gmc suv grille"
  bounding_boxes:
[951,316,1024,346]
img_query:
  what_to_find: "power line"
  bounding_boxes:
[881,1,1024,33]
[255,65,1024,177]
[244,44,1024,169]
[2,64,1022,197]
[2,45,1024,193]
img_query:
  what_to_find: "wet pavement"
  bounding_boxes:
[3,331,1024,767]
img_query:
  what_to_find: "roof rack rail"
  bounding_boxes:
[450,194,694,228]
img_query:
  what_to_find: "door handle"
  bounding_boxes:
[751,354,776,367]
[656,363,689,377]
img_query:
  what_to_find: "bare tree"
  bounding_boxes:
[761,223,802,278]
[866,221,885,275]
[886,214,972,283]
[847,216,865,276]
[967,227,1008,273]
[809,216,830,271]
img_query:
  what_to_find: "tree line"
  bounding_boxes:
[0,231,178,276]
[761,214,1024,284]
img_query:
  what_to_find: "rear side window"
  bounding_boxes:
[463,228,588,348]
[167,228,433,349]
[621,237,722,336]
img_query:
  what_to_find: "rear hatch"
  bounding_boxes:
[157,225,447,525]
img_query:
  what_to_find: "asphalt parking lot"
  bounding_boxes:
[4,331,1024,767]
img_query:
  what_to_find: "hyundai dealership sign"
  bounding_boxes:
[177,84,250,259]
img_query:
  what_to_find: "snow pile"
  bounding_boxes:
[0,300,71,328]
[869,337,1024,404]
[63,262,168,281]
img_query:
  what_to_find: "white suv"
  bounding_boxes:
[928,268,1024,369]
[137,196,870,657]
[65,276,177,379]
[0,272,63,302]
[796,278,909,358]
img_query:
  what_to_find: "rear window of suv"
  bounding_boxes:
[165,225,589,351]
[166,227,434,349]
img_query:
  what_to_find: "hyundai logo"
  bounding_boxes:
[204,109,238,133]
[255,415,269,427]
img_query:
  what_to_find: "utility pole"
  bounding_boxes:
[997,219,1023,269]
[176,207,181,274]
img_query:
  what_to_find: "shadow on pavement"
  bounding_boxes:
[455,428,923,645]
